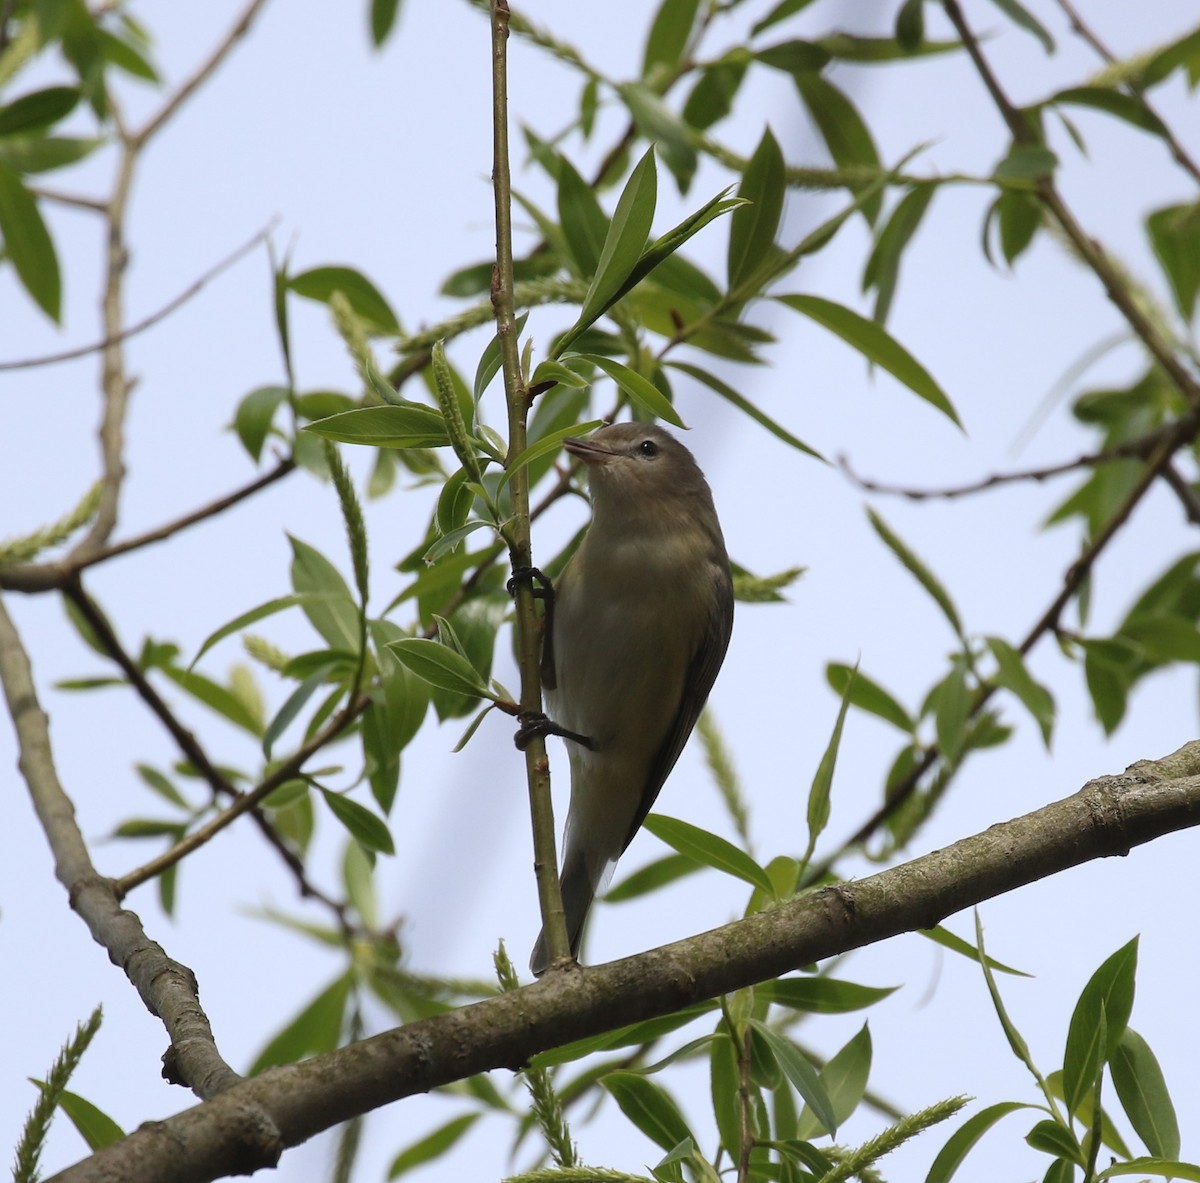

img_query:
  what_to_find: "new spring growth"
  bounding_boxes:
[431,339,485,487]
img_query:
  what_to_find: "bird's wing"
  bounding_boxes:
[620,561,735,853]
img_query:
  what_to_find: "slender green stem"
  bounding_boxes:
[489,0,569,968]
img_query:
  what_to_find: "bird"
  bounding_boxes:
[529,421,734,975]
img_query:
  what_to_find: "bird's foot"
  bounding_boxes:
[507,565,554,605]
[514,710,594,751]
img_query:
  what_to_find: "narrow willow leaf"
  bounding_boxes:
[577,148,657,332]
[826,662,913,731]
[919,925,1031,976]
[602,1071,694,1152]
[924,1102,1033,1183]
[1145,203,1200,323]
[985,0,1054,52]
[748,1022,837,1136]
[973,912,1042,1086]
[987,636,1055,746]
[866,508,965,637]
[250,973,352,1074]
[643,813,774,894]
[862,184,936,326]
[498,419,605,489]
[1026,1118,1084,1164]
[779,294,961,427]
[1098,1161,1200,1181]
[1110,1028,1180,1159]
[289,536,361,651]
[668,361,824,459]
[54,1089,124,1151]
[387,1113,481,1179]
[804,663,855,861]
[387,638,492,699]
[606,853,701,902]
[758,977,897,1014]
[0,159,61,320]
[1063,938,1138,1116]
[569,353,684,427]
[474,311,530,401]
[795,1023,871,1139]
[304,405,449,450]
[370,0,402,46]
[728,128,785,292]
[319,788,395,855]
[233,385,288,462]
[643,0,701,75]
[288,265,400,333]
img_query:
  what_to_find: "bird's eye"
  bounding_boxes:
[638,439,659,457]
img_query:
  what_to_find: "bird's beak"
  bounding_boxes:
[564,438,616,466]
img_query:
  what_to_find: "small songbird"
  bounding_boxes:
[530,421,734,975]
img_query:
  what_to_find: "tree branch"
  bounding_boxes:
[0,222,277,374]
[46,741,1200,1183]
[0,594,241,1101]
[489,0,568,966]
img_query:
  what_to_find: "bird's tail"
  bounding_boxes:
[528,849,596,976]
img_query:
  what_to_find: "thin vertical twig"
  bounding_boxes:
[488,0,569,968]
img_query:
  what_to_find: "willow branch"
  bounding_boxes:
[1,457,295,593]
[46,741,1200,1183]
[132,0,271,147]
[0,594,241,1100]
[0,223,277,374]
[489,0,568,967]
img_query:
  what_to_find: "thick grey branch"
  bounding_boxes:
[0,595,241,1101]
[47,742,1200,1183]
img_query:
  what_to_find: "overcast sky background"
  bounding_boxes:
[2,1,1199,1180]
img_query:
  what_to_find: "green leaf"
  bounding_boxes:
[825,662,913,731]
[643,813,774,894]
[159,666,264,736]
[1110,1028,1180,1159]
[989,189,1043,266]
[866,508,965,636]
[304,405,449,450]
[55,1089,124,1150]
[992,144,1058,185]
[0,87,79,136]
[728,128,786,292]
[602,1071,694,1152]
[1063,937,1138,1117]
[668,362,824,460]
[987,637,1055,745]
[748,1022,837,1136]
[792,72,882,224]
[795,1023,871,1139]
[289,536,361,652]
[387,638,492,700]
[249,973,352,1074]
[642,0,701,76]
[1146,202,1200,323]
[388,1113,481,1179]
[972,911,1042,1084]
[0,135,104,173]
[288,266,400,333]
[755,40,831,75]
[919,925,1031,976]
[804,663,854,860]
[575,148,657,333]
[985,0,1054,52]
[924,1101,1031,1183]
[192,593,342,669]
[752,0,820,36]
[710,1031,742,1157]
[1051,86,1168,138]
[863,183,936,325]
[534,1002,718,1068]
[683,52,749,131]
[816,33,963,61]
[758,977,897,1014]
[571,353,685,428]
[0,159,61,320]
[319,788,395,855]
[370,0,403,46]
[619,83,697,193]
[1099,1162,1200,1181]
[779,294,961,427]
[606,853,700,902]
[1026,1119,1083,1164]
[474,310,530,402]
[499,419,605,489]
[233,385,288,462]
